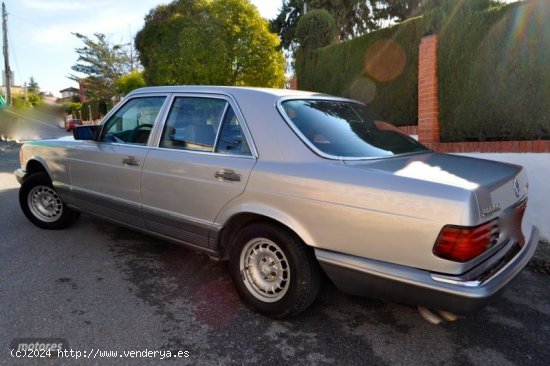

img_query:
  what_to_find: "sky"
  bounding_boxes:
[1,0,283,96]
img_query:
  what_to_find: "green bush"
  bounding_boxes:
[9,92,41,108]
[64,102,82,115]
[295,9,337,50]
[12,94,31,109]
[27,93,41,106]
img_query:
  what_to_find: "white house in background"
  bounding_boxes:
[59,87,79,100]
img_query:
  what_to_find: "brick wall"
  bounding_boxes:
[396,125,550,153]
[422,141,550,153]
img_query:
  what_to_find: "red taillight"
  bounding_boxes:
[433,219,500,262]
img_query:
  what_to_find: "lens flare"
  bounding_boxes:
[349,77,377,104]
[504,1,550,63]
[364,39,406,82]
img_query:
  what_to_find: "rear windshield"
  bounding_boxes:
[281,100,428,158]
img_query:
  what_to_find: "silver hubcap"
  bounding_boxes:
[28,185,63,222]
[240,238,290,303]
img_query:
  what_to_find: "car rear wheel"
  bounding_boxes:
[19,172,80,229]
[229,222,321,318]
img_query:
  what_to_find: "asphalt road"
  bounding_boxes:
[0,144,549,365]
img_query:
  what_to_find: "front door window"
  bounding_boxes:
[101,97,166,145]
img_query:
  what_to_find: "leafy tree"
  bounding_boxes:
[369,0,444,25]
[271,0,444,52]
[271,0,375,51]
[295,9,337,49]
[70,33,132,104]
[116,70,146,96]
[318,0,375,40]
[270,0,306,51]
[63,101,82,116]
[135,0,285,87]
[28,77,39,94]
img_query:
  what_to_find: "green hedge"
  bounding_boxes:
[297,0,550,141]
[437,0,550,141]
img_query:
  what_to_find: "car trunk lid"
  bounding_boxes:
[344,152,529,270]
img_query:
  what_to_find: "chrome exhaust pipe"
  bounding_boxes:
[418,307,459,324]
[418,306,443,325]
[438,310,458,322]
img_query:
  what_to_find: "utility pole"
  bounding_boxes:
[2,2,11,106]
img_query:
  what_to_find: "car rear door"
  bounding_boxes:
[140,94,256,250]
[68,94,169,226]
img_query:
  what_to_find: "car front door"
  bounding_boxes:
[68,95,168,226]
[140,95,256,250]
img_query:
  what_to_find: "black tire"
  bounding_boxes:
[19,172,80,229]
[229,222,321,318]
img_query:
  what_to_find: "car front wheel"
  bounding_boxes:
[229,222,321,318]
[19,172,80,229]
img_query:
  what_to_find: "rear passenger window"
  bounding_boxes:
[160,97,227,152]
[215,108,251,156]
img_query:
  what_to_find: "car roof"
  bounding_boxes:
[127,85,328,100]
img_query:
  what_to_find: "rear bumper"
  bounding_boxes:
[316,226,539,314]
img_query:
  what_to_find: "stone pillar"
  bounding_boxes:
[418,35,440,144]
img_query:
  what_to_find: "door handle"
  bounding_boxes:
[215,169,241,182]
[122,156,140,166]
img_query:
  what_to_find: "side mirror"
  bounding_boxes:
[73,125,100,141]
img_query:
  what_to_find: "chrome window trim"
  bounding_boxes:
[151,146,256,160]
[148,93,175,148]
[151,92,258,159]
[275,96,430,161]
[212,102,231,152]
[92,143,152,150]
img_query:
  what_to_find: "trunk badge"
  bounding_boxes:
[513,179,520,198]
[481,203,501,217]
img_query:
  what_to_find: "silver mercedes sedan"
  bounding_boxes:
[14,86,539,319]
